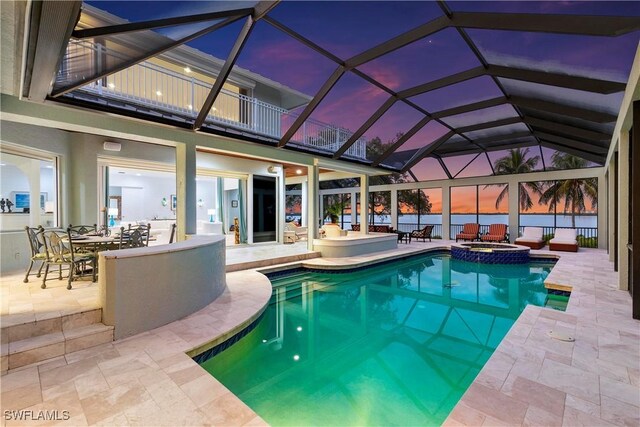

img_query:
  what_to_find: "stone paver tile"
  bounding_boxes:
[0,366,39,393]
[502,374,566,416]
[565,394,601,418]
[79,381,151,425]
[523,405,562,427]
[600,395,640,427]
[562,407,617,427]
[459,383,528,425]
[538,359,600,404]
[180,373,229,408]
[443,402,486,426]
[74,369,110,400]
[200,391,257,426]
[600,376,640,408]
[1,382,42,411]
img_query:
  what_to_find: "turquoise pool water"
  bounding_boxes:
[200,253,557,426]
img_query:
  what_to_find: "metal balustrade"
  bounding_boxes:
[58,40,367,160]
[397,223,443,239]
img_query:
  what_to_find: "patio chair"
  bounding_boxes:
[515,227,545,249]
[68,224,98,235]
[481,224,508,243]
[41,230,95,289]
[549,228,579,252]
[284,222,308,240]
[168,223,177,244]
[456,223,480,242]
[23,226,47,283]
[125,223,151,247]
[411,225,434,242]
[116,226,147,249]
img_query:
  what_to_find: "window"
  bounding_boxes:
[398,188,442,238]
[450,184,508,238]
[0,151,58,231]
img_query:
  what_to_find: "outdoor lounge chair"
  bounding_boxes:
[481,224,508,243]
[411,225,434,242]
[455,223,480,242]
[515,227,545,249]
[549,228,579,252]
[284,222,308,240]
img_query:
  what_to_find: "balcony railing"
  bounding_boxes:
[57,40,367,160]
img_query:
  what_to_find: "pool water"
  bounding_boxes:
[200,253,557,426]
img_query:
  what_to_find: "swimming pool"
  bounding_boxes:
[200,252,559,426]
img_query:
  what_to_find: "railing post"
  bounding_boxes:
[97,44,103,95]
[252,97,258,133]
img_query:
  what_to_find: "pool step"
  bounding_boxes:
[1,309,114,372]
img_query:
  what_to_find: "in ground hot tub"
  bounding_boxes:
[451,242,530,264]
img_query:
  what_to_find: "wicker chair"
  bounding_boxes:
[23,226,47,283]
[455,223,480,242]
[411,225,434,242]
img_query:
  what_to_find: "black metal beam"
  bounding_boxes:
[489,65,626,94]
[435,155,453,179]
[509,96,617,123]
[432,97,507,118]
[454,153,482,178]
[397,67,485,99]
[524,116,611,142]
[532,131,609,154]
[278,66,346,147]
[346,16,450,68]
[401,131,456,172]
[456,117,522,134]
[51,15,246,97]
[333,96,397,158]
[72,8,254,39]
[262,16,344,65]
[451,12,640,37]
[372,116,432,166]
[194,15,256,130]
[539,141,605,164]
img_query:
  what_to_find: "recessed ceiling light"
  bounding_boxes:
[296,169,302,175]
[107,82,115,89]
[212,107,217,111]
[184,66,191,73]
[156,90,162,96]
[187,104,193,110]
[45,165,53,169]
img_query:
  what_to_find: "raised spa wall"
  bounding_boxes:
[99,235,226,340]
[312,233,398,258]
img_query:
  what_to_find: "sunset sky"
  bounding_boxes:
[91,1,624,213]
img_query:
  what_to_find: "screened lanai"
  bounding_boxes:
[26,0,639,178]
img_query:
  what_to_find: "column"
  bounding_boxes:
[607,163,616,262]
[617,131,629,291]
[390,188,398,231]
[301,180,308,227]
[597,170,607,249]
[307,163,319,251]
[247,176,253,245]
[508,179,519,244]
[442,184,450,240]
[360,174,369,234]
[27,159,41,227]
[176,143,197,240]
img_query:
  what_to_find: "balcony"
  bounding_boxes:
[57,40,367,161]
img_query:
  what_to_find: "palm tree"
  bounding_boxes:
[486,148,542,210]
[538,152,598,228]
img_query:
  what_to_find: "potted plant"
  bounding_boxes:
[324,200,346,224]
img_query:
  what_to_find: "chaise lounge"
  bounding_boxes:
[515,227,545,249]
[549,228,579,252]
[481,224,508,243]
[456,223,480,242]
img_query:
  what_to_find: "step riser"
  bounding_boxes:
[4,309,102,342]
[7,328,113,371]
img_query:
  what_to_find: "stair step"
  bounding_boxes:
[3,308,102,343]
[6,323,114,371]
